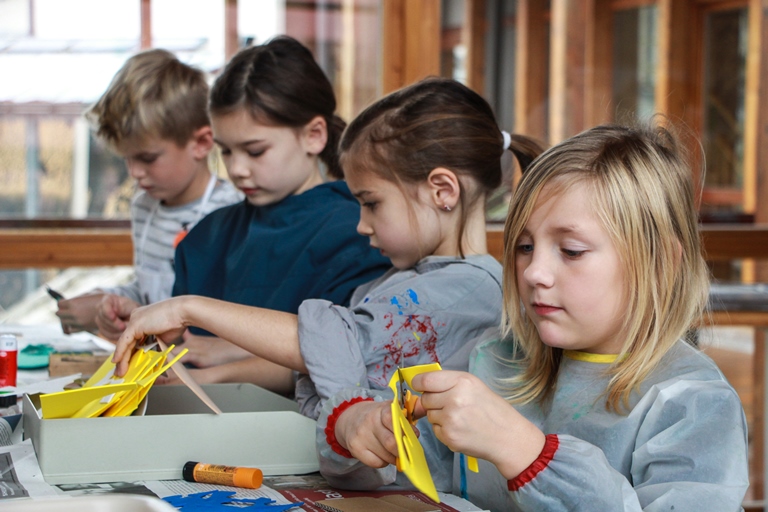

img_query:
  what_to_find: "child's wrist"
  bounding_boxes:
[325,397,374,458]
[493,422,548,480]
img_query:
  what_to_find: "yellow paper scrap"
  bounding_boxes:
[39,342,187,419]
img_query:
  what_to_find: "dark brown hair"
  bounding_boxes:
[340,76,544,254]
[209,36,345,179]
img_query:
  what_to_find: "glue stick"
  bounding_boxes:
[182,461,263,489]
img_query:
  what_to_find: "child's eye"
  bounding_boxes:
[562,248,586,258]
[248,150,265,158]
[363,201,378,211]
[516,243,533,254]
[131,155,158,164]
[219,148,232,156]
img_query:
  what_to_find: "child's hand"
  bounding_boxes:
[412,370,546,480]
[334,400,399,468]
[55,293,104,334]
[112,297,190,377]
[95,294,139,341]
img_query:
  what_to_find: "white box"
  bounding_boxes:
[5,495,177,512]
[23,383,319,484]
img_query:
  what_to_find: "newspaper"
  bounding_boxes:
[0,440,487,511]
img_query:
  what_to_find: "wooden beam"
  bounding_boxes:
[549,0,587,144]
[140,0,151,50]
[381,0,441,94]
[486,223,768,262]
[514,0,549,141]
[2,223,766,269]
[462,0,486,93]
[382,0,406,94]
[753,0,768,226]
[224,0,239,62]
[584,0,613,126]
[0,229,133,269]
[656,0,703,201]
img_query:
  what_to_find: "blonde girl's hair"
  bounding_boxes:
[339,76,544,256]
[87,49,210,149]
[500,122,709,411]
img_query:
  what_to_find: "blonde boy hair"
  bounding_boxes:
[500,122,709,412]
[86,49,210,149]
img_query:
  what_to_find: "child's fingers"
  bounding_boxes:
[415,371,480,412]
[411,370,465,393]
[112,328,142,376]
[410,396,428,420]
[353,446,397,468]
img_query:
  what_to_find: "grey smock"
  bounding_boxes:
[317,334,749,512]
[296,254,502,423]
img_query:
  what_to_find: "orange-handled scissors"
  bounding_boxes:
[389,363,479,503]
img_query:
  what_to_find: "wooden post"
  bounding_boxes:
[225,0,239,62]
[583,0,612,127]
[462,0,486,93]
[381,0,441,94]
[655,0,703,200]
[515,0,549,142]
[140,0,151,50]
[549,0,587,144]
[751,1,768,498]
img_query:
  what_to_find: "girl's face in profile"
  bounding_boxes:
[515,180,628,354]
[346,168,444,270]
[212,108,324,206]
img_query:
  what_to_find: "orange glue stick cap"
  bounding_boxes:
[234,466,263,489]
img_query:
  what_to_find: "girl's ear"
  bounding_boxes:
[301,115,328,156]
[425,167,460,211]
[190,126,215,160]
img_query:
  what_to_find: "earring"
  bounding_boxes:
[442,205,452,212]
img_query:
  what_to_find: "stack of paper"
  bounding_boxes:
[39,343,187,419]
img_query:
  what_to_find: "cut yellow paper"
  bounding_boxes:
[40,382,138,419]
[103,345,185,417]
[102,393,143,417]
[136,346,187,387]
[399,363,479,474]
[388,362,442,503]
[39,341,187,419]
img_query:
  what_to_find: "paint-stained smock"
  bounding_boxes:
[456,336,749,511]
[303,254,502,493]
[317,331,749,511]
[173,181,392,335]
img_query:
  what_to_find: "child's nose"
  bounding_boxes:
[523,252,554,288]
[226,155,250,179]
[125,159,145,179]
[356,214,373,237]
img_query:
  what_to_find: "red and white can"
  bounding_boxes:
[0,334,18,387]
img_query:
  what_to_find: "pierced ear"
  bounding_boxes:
[190,126,214,160]
[426,167,460,211]
[301,115,328,156]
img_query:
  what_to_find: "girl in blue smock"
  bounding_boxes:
[163,36,392,389]
[324,123,749,511]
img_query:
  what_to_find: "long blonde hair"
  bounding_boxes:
[500,122,709,411]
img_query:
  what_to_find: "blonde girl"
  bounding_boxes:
[327,122,748,511]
